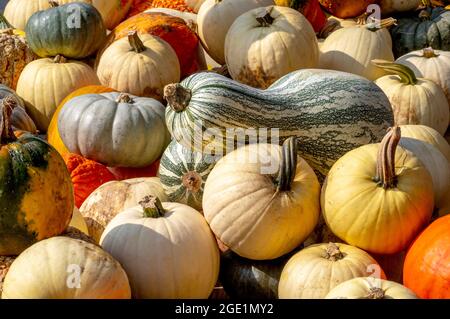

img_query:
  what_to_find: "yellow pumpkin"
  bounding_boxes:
[325,277,418,299]
[100,196,220,298]
[278,243,386,299]
[203,137,320,260]
[2,237,131,299]
[16,55,100,132]
[373,60,449,136]
[322,126,434,254]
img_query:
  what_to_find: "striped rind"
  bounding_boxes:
[165,69,394,180]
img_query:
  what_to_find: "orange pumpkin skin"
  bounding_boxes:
[97,12,204,78]
[64,154,117,208]
[403,215,450,299]
[107,159,160,180]
[47,85,116,157]
[128,0,154,17]
[318,0,378,19]
[151,0,194,12]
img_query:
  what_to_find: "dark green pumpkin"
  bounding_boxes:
[390,6,450,58]
[219,250,294,299]
[25,2,106,59]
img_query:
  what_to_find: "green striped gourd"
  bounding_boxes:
[164,69,394,180]
[159,140,217,211]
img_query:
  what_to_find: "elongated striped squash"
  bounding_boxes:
[159,140,216,211]
[164,69,394,179]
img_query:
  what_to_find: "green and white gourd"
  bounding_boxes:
[164,69,394,180]
[159,140,217,211]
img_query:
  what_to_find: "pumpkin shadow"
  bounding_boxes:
[319,51,367,77]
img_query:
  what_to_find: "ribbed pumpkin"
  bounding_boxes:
[25,2,107,59]
[2,237,131,299]
[278,243,386,299]
[404,215,450,299]
[159,140,216,211]
[100,195,220,298]
[58,92,170,168]
[319,18,396,81]
[16,55,100,132]
[97,12,206,79]
[317,0,378,18]
[322,127,434,254]
[80,177,167,242]
[225,6,319,89]
[64,153,117,208]
[373,60,449,136]
[197,0,274,65]
[274,0,327,32]
[0,85,37,134]
[203,138,321,260]
[390,6,450,58]
[0,96,74,256]
[88,0,133,30]
[325,277,418,299]
[396,48,450,117]
[0,29,37,90]
[47,85,115,157]
[97,31,180,100]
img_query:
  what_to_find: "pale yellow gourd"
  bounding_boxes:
[203,137,321,260]
[225,5,319,89]
[100,196,220,299]
[373,60,449,136]
[278,243,386,299]
[322,127,434,254]
[16,55,100,132]
[319,19,395,81]
[325,277,418,299]
[96,32,180,100]
[69,207,89,235]
[2,237,131,299]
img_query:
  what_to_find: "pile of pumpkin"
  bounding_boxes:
[0,0,449,299]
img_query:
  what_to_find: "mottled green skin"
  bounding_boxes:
[25,2,106,59]
[390,7,450,58]
[0,135,49,255]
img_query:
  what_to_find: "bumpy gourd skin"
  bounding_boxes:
[0,134,74,256]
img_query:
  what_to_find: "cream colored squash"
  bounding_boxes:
[325,277,418,299]
[225,5,319,89]
[197,0,275,65]
[100,196,220,299]
[80,177,167,243]
[396,48,450,123]
[322,127,434,254]
[373,60,449,136]
[203,138,321,260]
[69,207,89,235]
[319,19,395,81]
[380,0,421,15]
[16,55,100,132]
[96,32,180,100]
[2,237,131,299]
[278,243,386,299]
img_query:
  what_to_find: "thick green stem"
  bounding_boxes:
[0,96,17,144]
[0,13,14,30]
[128,31,146,53]
[139,196,166,218]
[277,137,298,192]
[366,18,397,32]
[372,60,418,85]
[374,126,401,189]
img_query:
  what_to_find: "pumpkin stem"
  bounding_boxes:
[277,137,298,192]
[0,13,15,30]
[365,287,385,299]
[374,126,401,189]
[48,0,59,8]
[419,9,431,20]
[423,47,439,58]
[256,7,275,27]
[365,18,397,31]
[324,243,345,261]
[182,171,202,193]
[164,84,192,113]
[116,93,133,104]
[371,60,418,85]
[128,31,146,53]
[53,55,67,64]
[139,196,166,218]
[318,19,341,39]
[0,96,17,144]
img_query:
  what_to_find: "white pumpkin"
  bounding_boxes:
[225,5,319,89]
[197,0,275,65]
[373,60,449,136]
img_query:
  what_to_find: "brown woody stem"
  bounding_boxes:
[256,7,274,27]
[375,127,401,189]
[324,243,344,261]
[0,96,17,144]
[49,1,59,8]
[365,287,385,299]
[128,31,146,53]
[139,196,166,218]
[277,137,298,192]
[164,84,192,112]
[182,171,202,193]
[423,47,439,58]
[116,93,133,104]
[53,55,67,64]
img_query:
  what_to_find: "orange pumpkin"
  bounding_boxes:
[318,0,378,19]
[96,12,206,78]
[403,215,450,299]
[64,153,117,208]
[128,0,154,17]
[151,0,194,12]
[107,159,161,180]
[47,85,116,157]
